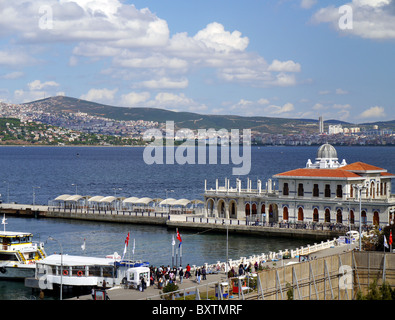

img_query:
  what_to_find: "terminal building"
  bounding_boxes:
[204,144,395,228]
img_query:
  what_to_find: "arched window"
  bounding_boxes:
[298,207,304,221]
[252,203,257,215]
[313,208,319,222]
[361,210,367,225]
[325,208,331,223]
[373,211,379,225]
[230,201,236,218]
[261,204,265,214]
[336,209,342,224]
[207,199,214,216]
[218,201,225,217]
[283,207,289,221]
[350,210,355,224]
[245,203,250,216]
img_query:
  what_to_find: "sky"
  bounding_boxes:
[0,0,394,124]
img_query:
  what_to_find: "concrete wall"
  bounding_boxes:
[257,251,395,300]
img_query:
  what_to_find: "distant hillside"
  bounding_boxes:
[24,95,394,134]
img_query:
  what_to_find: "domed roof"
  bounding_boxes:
[316,143,337,159]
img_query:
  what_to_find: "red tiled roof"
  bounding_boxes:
[274,168,361,179]
[340,162,386,172]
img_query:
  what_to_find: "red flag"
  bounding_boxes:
[390,230,393,246]
[176,230,182,243]
[125,232,130,247]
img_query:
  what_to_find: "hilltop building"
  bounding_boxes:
[204,143,395,228]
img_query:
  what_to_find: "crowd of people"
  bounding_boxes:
[147,264,210,289]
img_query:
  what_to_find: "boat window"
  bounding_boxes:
[0,253,19,261]
[102,267,113,277]
[89,266,101,277]
[11,237,20,244]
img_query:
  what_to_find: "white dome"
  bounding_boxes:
[316,143,337,159]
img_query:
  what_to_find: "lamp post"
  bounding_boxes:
[3,181,9,203]
[353,184,367,252]
[48,236,63,300]
[32,186,40,206]
[71,183,78,195]
[113,188,122,210]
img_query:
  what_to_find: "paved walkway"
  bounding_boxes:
[70,242,357,300]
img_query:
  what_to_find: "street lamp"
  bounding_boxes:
[32,186,40,206]
[48,236,63,300]
[165,189,174,216]
[113,188,122,210]
[353,184,367,252]
[71,184,78,195]
[3,181,9,203]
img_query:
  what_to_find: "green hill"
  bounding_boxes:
[25,95,394,134]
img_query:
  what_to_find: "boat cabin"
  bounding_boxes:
[0,231,45,263]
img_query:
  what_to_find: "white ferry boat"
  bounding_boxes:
[0,230,46,279]
[26,254,149,292]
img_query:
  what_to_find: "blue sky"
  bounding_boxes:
[0,0,394,124]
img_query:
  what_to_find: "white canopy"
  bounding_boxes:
[159,198,176,206]
[134,197,153,205]
[122,197,140,204]
[54,194,72,201]
[88,196,105,202]
[159,198,191,207]
[100,196,117,203]
[65,195,84,202]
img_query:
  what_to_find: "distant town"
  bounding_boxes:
[0,99,394,146]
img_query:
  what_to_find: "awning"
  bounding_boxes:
[54,194,72,201]
[159,198,191,206]
[65,195,84,202]
[174,199,191,207]
[88,196,105,202]
[134,197,153,205]
[122,197,140,204]
[100,196,117,203]
[159,198,176,206]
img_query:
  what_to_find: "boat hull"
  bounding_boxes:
[0,265,36,280]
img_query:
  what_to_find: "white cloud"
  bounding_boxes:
[13,79,61,103]
[300,0,317,9]
[335,88,348,95]
[1,71,24,80]
[264,103,295,115]
[193,22,249,53]
[148,92,208,112]
[359,106,386,118]
[28,80,59,91]
[14,89,46,103]
[268,60,301,72]
[312,0,395,39]
[0,50,34,66]
[139,78,189,89]
[80,88,118,104]
[119,91,150,107]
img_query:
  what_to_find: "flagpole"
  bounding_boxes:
[172,236,175,267]
[180,243,182,267]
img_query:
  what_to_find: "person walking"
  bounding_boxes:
[202,266,206,280]
[196,268,201,284]
[179,266,184,284]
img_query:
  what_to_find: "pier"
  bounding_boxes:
[0,203,347,240]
